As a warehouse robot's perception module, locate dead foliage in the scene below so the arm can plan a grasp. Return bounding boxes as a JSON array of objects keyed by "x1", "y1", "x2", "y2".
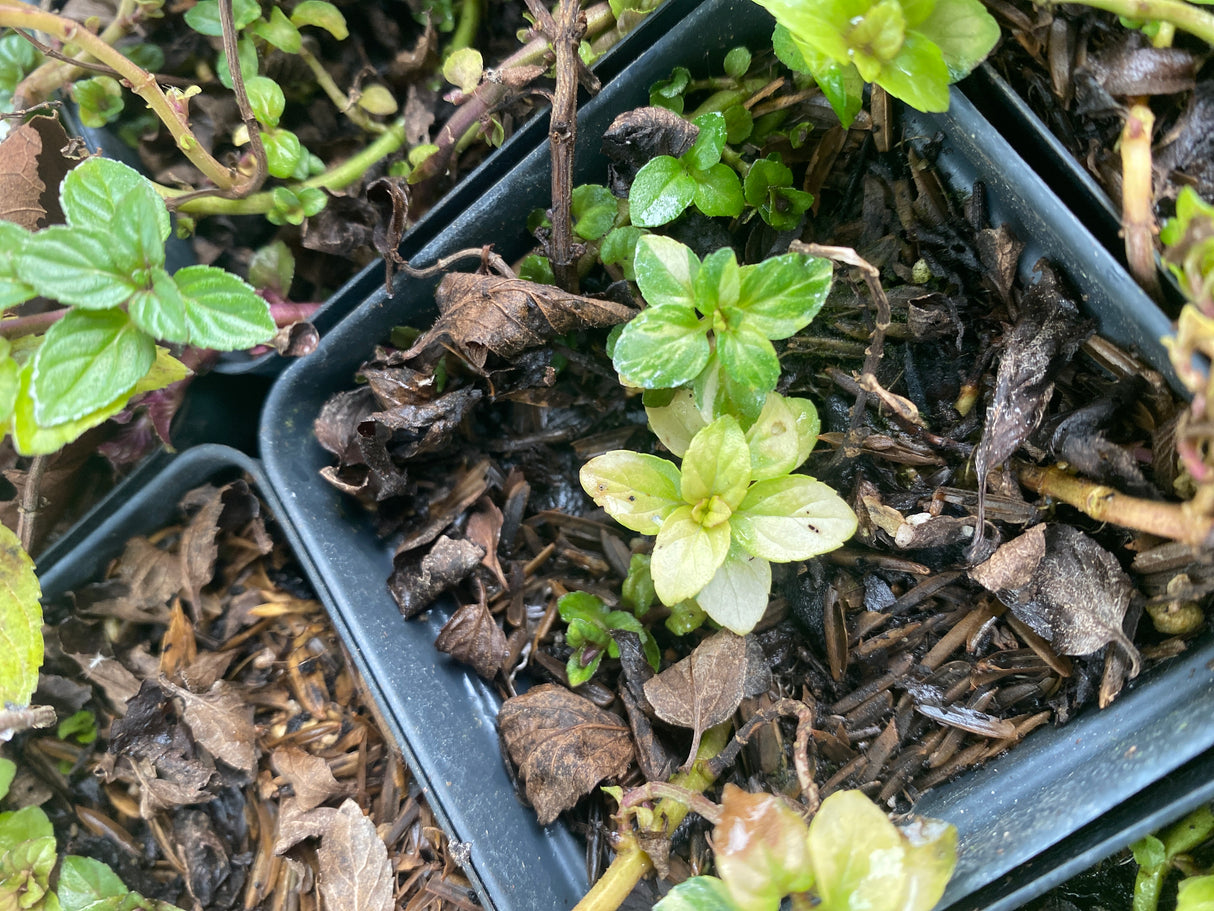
[{"x1": 10, "y1": 479, "x2": 474, "y2": 911}]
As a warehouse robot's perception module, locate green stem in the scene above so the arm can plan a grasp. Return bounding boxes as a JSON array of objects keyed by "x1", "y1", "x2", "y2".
[
  {"x1": 686, "y1": 80, "x2": 768, "y2": 120},
  {"x1": 169, "y1": 116, "x2": 407, "y2": 215},
  {"x1": 1, "y1": 4, "x2": 240, "y2": 191},
  {"x1": 573, "y1": 722, "x2": 731, "y2": 911},
  {"x1": 4, "y1": 0, "x2": 137, "y2": 104},
  {"x1": 447, "y1": 0, "x2": 483, "y2": 54},
  {"x1": 1133, "y1": 865, "x2": 1165, "y2": 911},
  {"x1": 296, "y1": 44, "x2": 386, "y2": 134},
  {"x1": 1055, "y1": 0, "x2": 1214, "y2": 46}
]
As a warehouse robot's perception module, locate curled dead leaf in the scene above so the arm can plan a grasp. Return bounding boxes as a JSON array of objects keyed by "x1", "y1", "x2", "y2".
[{"x1": 498, "y1": 683, "x2": 633, "y2": 825}]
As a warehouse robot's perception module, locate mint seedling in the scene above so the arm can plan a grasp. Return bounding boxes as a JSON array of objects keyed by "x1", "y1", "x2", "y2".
[
  {"x1": 754, "y1": 0, "x2": 999, "y2": 123},
  {"x1": 629, "y1": 111, "x2": 744, "y2": 227},
  {"x1": 612, "y1": 235, "x2": 831, "y2": 420},
  {"x1": 0, "y1": 157, "x2": 275, "y2": 454},
  {"x1": 743, "y1": 156, "x2": 814, "y2": 231},
  {"x1": 580, "y1": 408, "x2": 856, "y2": 635},
  {"x1": 558, "y1": 591, "x2": 660, "y2": 687}
]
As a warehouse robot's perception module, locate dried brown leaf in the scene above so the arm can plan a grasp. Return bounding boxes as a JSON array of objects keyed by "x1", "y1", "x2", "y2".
[
  {"x1": 969, "y1": 524, "x2": 1046, "y2": 592},
  {"x1": 162, "y1": 678, "x2": 257, "y2": 777},
  {"x1": 498, "y1": 683, "x2": 633, "y2": 825},
  {"x1": 274, "y1": 797, "x2": 340, "y2": 855},
  {"x1": 976, "y1": 525, "x2": 1141, "y2": 675},
  {"x1": 271, "y1": 745, "x2": 347, "y2": 812},
  {"x1": 389, "y1": 535, "x2": 485, "y2": 618},
  {"x1": 0, "y1": 113, "x2": 72, "y2": 230},
  {"x1": 434, "y1": 599, "x2": 508, "y2": 679},
  {"x1": 400, "y1": 272, "x2": 635, "y2": 368},
  {"x1": 465, "y1": 496, "x2": 507, "y2": 588},
  {"x1": 173, "y1": 808, "x2": 230, "y2": 906},
  {"x1": 92, "y1": 537, "x2": 180, "y2": 623},
  {"x1": 643, "y1": 630, "x2": 750, "y2": 768},
  {"x1": 317, "y1": 799, "x2": 394, "y2": 911},
  {"x1": 159, "y1": 602, "x2": 197, "y2": 682}
]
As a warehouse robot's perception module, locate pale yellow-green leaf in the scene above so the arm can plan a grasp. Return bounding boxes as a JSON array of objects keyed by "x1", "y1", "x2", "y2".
[
  {"x1": 652, "y1": 506, "x2": 731, "y2": 604},
  {"x1": 357, "y1": 84, "x2": 398, "y2": 116},
  {"x1": 443, "y1": 48, "x2": 483, "y2": 94},
  {"x1": 9, "y1": 348, "x2": 190, "y2": 456},
  {"x1": 0, "y1": 523, "x2": 42, "y2": 708}
]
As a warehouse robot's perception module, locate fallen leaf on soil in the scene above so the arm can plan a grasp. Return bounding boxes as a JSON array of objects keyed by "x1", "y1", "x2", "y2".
[
  {"x1": 174, "y1": 807, "x2": 231, "y2": 906},
  {"x1": 274, "y1": 797, "x2": 340, "y2": 855},
  {"x1": 602, "y1": 106, "x2": 699, "y2": 196},
  {"x1": 389, "y1": 534, "x2": 485, "y2": 618},
  {"x1": 969, "y1": 523, "x2": 1046, "y2": 592},
  {"x1": 271, "y1": 745, "x2": 347, "y2": 812},
  {"x1": 643, "y1": 630, "x2": 769, "y2": 768},
  {"x1": 434, "y1": 598, "x2": 509, "y2": 679},
  {"x1": 317, "y1": 799, "x2": 395, "y2": 911},
  {"x1": 400, "y1": 272, "x2": 635, "y2": 369},
  {"x1": 498, "y1": 683, "x2": 634, "y2": 825},
  {"x1": 972, "y1": 264, "x2": 1092, "y2": 550},
  {"x1": 162, "y1": 678, "x2": 258, "y2": 777},
  {"x1": 465, "y1": 495, "x2": 507, "y2": 587},
  {"x1": 972, "y1": 524, "x2": 1141, "y2": 675},
  {"x1": 90, "y1": 537, "x2": 181, "y2": 624}
]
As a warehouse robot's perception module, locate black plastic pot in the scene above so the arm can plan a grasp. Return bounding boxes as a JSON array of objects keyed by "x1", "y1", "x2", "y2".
[{"x1": 258, "y1": 2, "x2": 1212, "y2": 909}]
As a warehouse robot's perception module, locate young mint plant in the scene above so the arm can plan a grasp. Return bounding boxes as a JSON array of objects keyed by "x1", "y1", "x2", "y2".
[
  {"x1": 0, "y1": 156, "x2": 275, "y2": 455},
  {"x1": 743, "y1": 157, "x2": 814, "y2": 231},
  {"x1": 580, "y1": 405, "x2": 856, "y2": 635},
  {"x1": 611, "y1": 235, "x2": 832, "y2": 420},
  {"x1": 0, "y1": 757, "x2": 186, "y2": 911},
  {"x1": 652, "y1": 787, "x2": 957, "y2": 911},
  {"x1": 753, "y1": 0, "x2": 999, "y2": 123},
  {"x1": 629, "y1": 112, "x2": 744, "y2": 227},
  {"x1": 558, "y1": 591, "x2": 660, "y2": 687}
]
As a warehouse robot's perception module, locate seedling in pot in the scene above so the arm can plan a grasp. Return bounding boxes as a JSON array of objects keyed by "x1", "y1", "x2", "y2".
[{"x1": 558, "y1": 590, "x2": 660, "y2": 685}]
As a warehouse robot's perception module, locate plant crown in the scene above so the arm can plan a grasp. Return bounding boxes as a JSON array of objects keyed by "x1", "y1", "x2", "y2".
[
  {"x1": 752, "y1": 0, "x2": 1000, "y2": 124},
  {"x1": 558, "y1": 590, "x2": 661, "y2": 686}
]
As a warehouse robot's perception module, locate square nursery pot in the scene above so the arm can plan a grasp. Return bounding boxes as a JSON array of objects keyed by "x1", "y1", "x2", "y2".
[{"x1": 258, "y1": 1, "x2": 1214, "y2": 909}]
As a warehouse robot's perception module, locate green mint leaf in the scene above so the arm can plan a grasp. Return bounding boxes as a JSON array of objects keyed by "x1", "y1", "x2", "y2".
[
  {"x1": 580, "y1": 451, "x2": 683, "y2": 534},
  {"x1": 645, "y1": 387, "x2": 706, "y2": 459},
  {"x1": 61, "y1": 157, "x2": 170, "y2": 243},
  {"x1": 744, "y1": 157, "x2": 793, "y2": 208},
  {"x1": 916, "y1": 0, "x2": 999, "y2": 80},
  {"x1": 9, "y1": 349, "x2": 187, "y2": 456},
  {"x1": 261, "y1": 128, "x2": 304, "y2": 179},
  {"x1": 558, "y1": 590, "x2": 609, "y2": 625},
  {"x1": 745, "y1": 392, "x2": 802, "y2": 481},
  {"x1": 622, "y1": 553, "x2": 656, "y2": 616},
  {"x1": 112, "y1": 180, "x2": 170, "y2": 275},
  {"x1": 752, "y1": 0, "x2": 850, "y2": 62},
  {"x1": 604, "y1": 611, "x2": 644, "y2": 634},
  {"x1": 847, "y1": 0, "x2": 907, "y2": 82},
  {"x1": 571, "y1": 184, "x2": 619, "y2": 241},
  {"x1": 246, "y1": 76, "x2": 286, "y2": 128},
  {"x1": 694, "y1": 247, "x2": 742, "y2": 316},
  {"x1": 690, "y1": 163, "x2": 744, "y2": 218},
  {"x1": 808, "y1": 790, "x2": 911, "y2": 911},
  {"x1": 681, "y1": 416, "x2": 750, "y2": 507},
  {"x1": 175, "y1": 265, "x2": 275, "y2": 349},
  {"x1": 733, "y1": 475, "x2": 857, "y2": 562},
  {"x1": 0, "y1": 757, "x2": 14, "y2": 800},
  {"x1": 71, "y1": 75, "x2": 124, "y2": 128},
  {"x1": 443, "y1": 47, "x2": 484, "y2": 93},
  {"x1": 217, "y1": 36, "x2": 259, "y2": 91},
  {"x1": 56, "y1": 855, "x2": 129, "y2": 908},
  {"x1": 0, "y1": 522, "x2": 42, "y2": 709},
  {"x1": 253, "y1": 7, "x2": 303, "y2": 52},
  {"x1": 0, "y1": 342, "x2": 18, "y2": 426},
  {"x1": 788, "y1": 396, "x2": 822, "y2": 468},
  {"x1": 695, "y1": 546, "x2": 771, "y2": 636},
  {"x1": 31, "y1": 309, "x2": 155, "y2": 426},
  {"x1": 653, "y1": 876, "x2": 743, "y2": 911},
  {"x1": 0, "y1": 33, "x2": 41, "y2": 99},
  {"x1": 291, "y1": 0, "x2": 350, "y2": 38},
  {"x1": 876, "y1": 31, "x2": 951, "y2": 112},
  {"x1": 129, "y1": 269, "x2": 190, "y2": 343},
  {"x1": 184, "y1": 0, "x2": 262, "y2": 36},
  {"x1": 899, "y1": 816, "x2": 958, "y2": 911},
  {"x1": 18, "y1": 226, "x2": 137, "y2": 310},
  {"x1": 566, "y1": 649, "x2": 603, "y2": 687},
  {"x1": 778, "y1": 28, "x2": 864, "y2": 127},
  {"x1": 122, "y1": 42, "x2": 165, "y2": 72},
  {"x1": 1178, "y1": 875, "x2": 1214, "y2": 911},
  {"x1": 0, "y1": 804, "x2": 54, "y2": 848},
  {"x1": 715, "y1": 322, "x2": 780, "y2": 401},
  {"x1": 634, "y1": 234, "x2": 700, "y2": 310},
  {"x1": 723, "y1": 46, "x2": 752, "y2": 79},
  {"x1": 684, "y1": 112, "x2": 727, "y2": 172},
  {"x1": 723, "y1": 103, "x2": 754, "y2": 145},
  {"x1": 248, "y1": 240, "x2": 295, "y2": 295},
  {"x1": 629, "y1": 156, "x2": 695, "y2": 227},
  {"x1": 652, "y1": 505, "x2": 731, "y2": 604},
  {"x1": 518, "y1": 254, "x2": 556, "y2": 285},
  {"x1": 649, "y1": 66, "x2": 690, "y2": 111},
  {"x1": 612, "y1": 305, "x2": 708, "y2": 389},
  {"x1": 738, "y1": 253, "x2": 832, "y2": 338},
  {"x1": 0, "y1": 222, "x2": 35, "y2": 309},
  {"x1": 600, "y1": 226, "x2": 644, "y2": 280}
]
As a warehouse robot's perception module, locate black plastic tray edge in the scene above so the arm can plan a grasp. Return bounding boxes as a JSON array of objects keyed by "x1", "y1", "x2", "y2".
[
  {"x1": 257, "y1": 2, "x2": 1209, "y2": 909},
  {"x1": 947, "y1": 746, "x2": 1214, "y2": 910},
  {"x1": 211, "y1": 0, "x2": 706, "y2": 377},
  {"x1": 965, "y1": 63, "x2": 1186, "y2": 312}
]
